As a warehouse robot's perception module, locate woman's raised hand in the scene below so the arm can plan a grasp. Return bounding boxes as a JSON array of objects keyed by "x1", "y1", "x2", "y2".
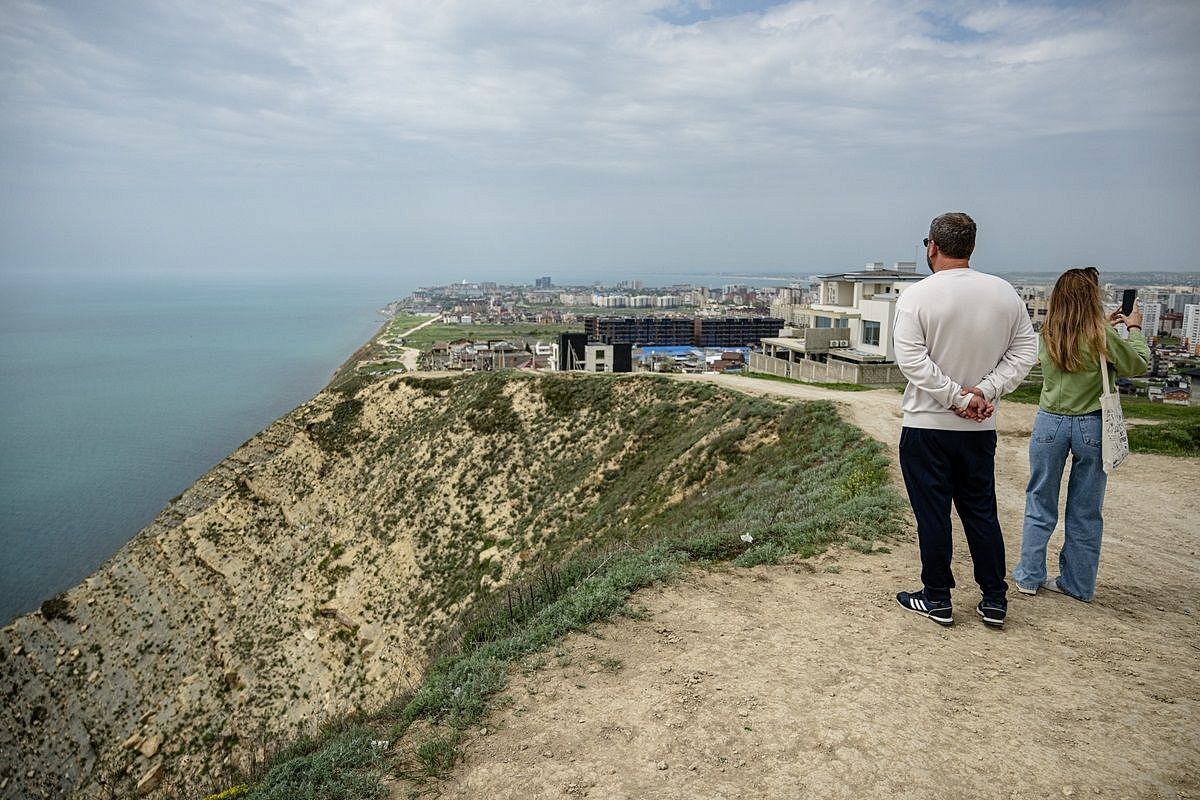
[{"x1": 1125, "y1": 303, "x2": 1143, "y2": 329}]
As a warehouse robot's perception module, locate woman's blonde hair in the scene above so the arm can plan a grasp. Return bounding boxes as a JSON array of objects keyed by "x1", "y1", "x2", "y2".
[{"x1": 1043, "y1": 268, "x2": 1107, "y2": 373}]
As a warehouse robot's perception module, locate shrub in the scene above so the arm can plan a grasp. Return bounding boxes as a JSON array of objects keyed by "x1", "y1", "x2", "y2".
[
  {"x1": 248, "y1": 728, "x2": 385, "y2": 800},
  {"x1": 39, "y1": 593, "x2": 74, "y2": 623}
]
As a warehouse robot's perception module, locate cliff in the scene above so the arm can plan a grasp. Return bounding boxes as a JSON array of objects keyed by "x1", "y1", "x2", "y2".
[{"x1": 0, "y1": 371, "x2": 793, "y2": 798}]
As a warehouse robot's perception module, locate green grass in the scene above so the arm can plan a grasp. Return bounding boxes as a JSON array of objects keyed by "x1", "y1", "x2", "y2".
[
  {"x1": 1115, "y1": 397, "x2": 1200, "y2": 422},
  {"x1": 1006, "y1": 381, "x2": 1199, "y2": 422},
  {"x1": 233, "y1": 378, "x2": 903, "y2": 797},
  {"x1": 1003, "y1": 382, "x2": 1043, "y2": 405},
  {"x1": 247, "y1": 726, "x2": 386, "y2": 800},
  {"x1": 385, "y1": 313, "x2": 435, "y2": 337},
  {"x1": 1128, "y1": 420, "x2": 1200, "y2": 457},
  {"x1": 744, "y1": 371, "x2": 872, "y2": 391}
]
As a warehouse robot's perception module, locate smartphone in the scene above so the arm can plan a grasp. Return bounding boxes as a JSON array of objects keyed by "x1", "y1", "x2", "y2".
[{"x1": 1121, "y1": 289, "x2": 1137, "y2": 316}]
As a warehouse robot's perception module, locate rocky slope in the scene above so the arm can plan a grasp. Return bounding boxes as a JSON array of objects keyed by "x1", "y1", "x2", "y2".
[{"x1": 0, "y1": 371, "x2": 786, "y2": 798}]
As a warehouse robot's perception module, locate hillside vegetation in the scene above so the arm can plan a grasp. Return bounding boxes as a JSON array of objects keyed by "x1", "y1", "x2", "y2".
[{"x1": 0, "y1": 371, "x2": 900, "y2": 798}]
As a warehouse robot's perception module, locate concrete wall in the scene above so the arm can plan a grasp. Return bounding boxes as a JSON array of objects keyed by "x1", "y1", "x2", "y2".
[
  {"x1": 749, "y1": 352, "x2": 907, "y2": 386},
  {"x1": 803, "y1": 327, "x2": 852, "y2": 350}
]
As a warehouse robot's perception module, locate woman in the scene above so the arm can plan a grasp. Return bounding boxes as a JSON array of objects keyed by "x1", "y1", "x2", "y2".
[{"x1": 1012, "y1": 268, "x2": 1150, "y2": 601}]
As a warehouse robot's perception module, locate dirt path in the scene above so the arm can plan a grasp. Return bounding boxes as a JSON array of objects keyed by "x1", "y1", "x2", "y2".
[
  {"x1": 389, "y1": 314, "x2": 442, "y2": 372},
  {"x1": 399, "y1": 375, "x2": 1200, "y2": 799}
]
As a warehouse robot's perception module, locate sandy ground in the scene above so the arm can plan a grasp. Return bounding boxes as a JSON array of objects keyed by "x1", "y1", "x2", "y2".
[{"x1": 395, "y1": 376, "x2": 1200, "y2": 800}]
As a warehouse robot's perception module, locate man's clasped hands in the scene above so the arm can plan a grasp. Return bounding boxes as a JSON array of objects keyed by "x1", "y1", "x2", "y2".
[{"x1": 953, "y1": 386, "x2": 994, "y2": 422}]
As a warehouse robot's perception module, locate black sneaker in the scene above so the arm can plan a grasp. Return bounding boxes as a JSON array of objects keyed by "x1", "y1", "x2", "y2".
[
  {"x1": 896, "y1": 589, "x2": 953, "y2": 626},
  {"x1": 976, "y1": 599, "x2": 1007, "y2": 627}
]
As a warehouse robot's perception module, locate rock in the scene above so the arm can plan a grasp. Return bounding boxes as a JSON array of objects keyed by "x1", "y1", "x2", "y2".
[
  {"x1": 136, "y1": 763, "x2": 164, "y2": 795},
  {"x1": 140, "y1": 732, "x2": 163, "y2": 758},
  {"x1": 122, "y1": 733, "x2": 140, "y2": 750},
  {"x1": 139, "y1": 710, "x2": 154, "y2": 725},
  {"x1": 318, "y1": 607, "x2": 356, "y2": 629},
  {"x1": 656, "y1": 761, "x2": 668, "y2": 770},
  {"x1": 1062, "y1": 788, "x2": 1075, "y2": 797}
]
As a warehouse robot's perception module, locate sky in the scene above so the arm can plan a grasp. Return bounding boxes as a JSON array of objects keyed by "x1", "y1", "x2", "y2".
[{"x1": 1, "y1": 0, "x2": 1197, "y2": 283}]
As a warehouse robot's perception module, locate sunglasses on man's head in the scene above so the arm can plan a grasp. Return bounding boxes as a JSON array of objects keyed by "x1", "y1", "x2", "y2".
[{"x1": 923, "y1": 238, "x2": 930, "y2": 247}]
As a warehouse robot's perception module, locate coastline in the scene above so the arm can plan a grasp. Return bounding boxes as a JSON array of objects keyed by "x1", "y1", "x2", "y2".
[
  {"x1": 325, "y1": 311, "x2": 394, "y2": 390},
  {"x1": 0, "y1": 287, "x2": 398, "y2": 626},
  {"x1": 0, "y1": 304, "x2": 406, "y2": 796}
]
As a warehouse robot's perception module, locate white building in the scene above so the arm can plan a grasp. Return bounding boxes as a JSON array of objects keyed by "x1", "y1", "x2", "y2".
[
  {"x1": 591, "y1": 294, "x2": 628, "y2": 308},
  {"x1": 584, "y1": 343, "x2": 614, "y2": 372},
  {"x1": 655, "y1": 295, "x2": 679, "y2": 308},
  {"x1": 1141, "y1": 302, "x2": 1163, "y2": 338},
  {"x1": 804, "y1": 261, "x2": 923, "y2": 361},
  {"x1": 748, "y1": 261, "x2": 922, "y2": 386},
  {"x1": 1183, "y1": 304, "x2": 1200, "y2": 350}
]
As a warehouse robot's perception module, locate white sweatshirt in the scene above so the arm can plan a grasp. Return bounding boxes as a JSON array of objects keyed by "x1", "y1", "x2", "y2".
[{"x1": 892, "y1": 268, "x2": 1037, "y2": 431}]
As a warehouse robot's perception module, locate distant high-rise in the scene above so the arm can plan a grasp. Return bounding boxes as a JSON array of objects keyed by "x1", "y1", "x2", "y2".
[
  {"x1": 1142, "y1": 302, "x2": 1163, "y2": 338},
  {"x1": 1183, "y1": 304, "x2": 1200, "y2": 349},
  {"x1": 535, "y1": 276, "x2": 552, "y2": 289}
]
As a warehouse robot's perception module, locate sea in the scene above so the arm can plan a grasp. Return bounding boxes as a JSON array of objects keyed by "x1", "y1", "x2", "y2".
[{"x1": 0, "y1": 273, "x2": 403, "y2": 624}]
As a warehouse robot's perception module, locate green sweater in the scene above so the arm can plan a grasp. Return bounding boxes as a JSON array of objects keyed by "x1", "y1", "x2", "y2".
[{"x1": 1038, "y1": 327, "x2": 1150, "y2": 415}]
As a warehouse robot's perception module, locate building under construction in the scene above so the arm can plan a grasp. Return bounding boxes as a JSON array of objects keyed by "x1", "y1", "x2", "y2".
[{"x1": 583, "y1": 315, "x2": 784, "y2": 348}]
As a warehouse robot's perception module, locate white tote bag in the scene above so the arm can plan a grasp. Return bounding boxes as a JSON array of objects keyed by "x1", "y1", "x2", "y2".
[{"x1": 1099, "y1": 358, "x2": 1129, "y2": 473}]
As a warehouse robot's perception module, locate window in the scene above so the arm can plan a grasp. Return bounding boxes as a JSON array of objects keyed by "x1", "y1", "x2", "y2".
[
  {"x1": 594, "y1": 349, "x2": 606, "y2": 360},
  {"x1": 863, "y1": 320, "x2": 881, "y2": 347},
  {"x1": 815, "y1": 317, "x2": 832, "y2": 329}
]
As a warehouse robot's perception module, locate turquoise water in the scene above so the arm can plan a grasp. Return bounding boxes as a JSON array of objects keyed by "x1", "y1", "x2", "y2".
[{"x1": 0, "y1": 274, "x2": 400, "y2": 624}]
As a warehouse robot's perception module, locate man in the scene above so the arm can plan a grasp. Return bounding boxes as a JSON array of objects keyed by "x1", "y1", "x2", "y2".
[{"x1": 892, "y1": 212, "x2": 1037, "y2": 628}]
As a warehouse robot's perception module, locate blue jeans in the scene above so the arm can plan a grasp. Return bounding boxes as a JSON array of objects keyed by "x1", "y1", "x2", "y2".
[{"x1": 1013, "y1": 410, "x2": 1107, "y2": 601}]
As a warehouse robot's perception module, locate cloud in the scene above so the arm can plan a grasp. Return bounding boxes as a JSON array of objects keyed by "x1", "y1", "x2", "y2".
[
  {"x1": 3, "y1": 0, "x2": 1197, "y2": 174},
  {"x1": 0, "y1": 0, "x2": 1197, "y2": 275}
]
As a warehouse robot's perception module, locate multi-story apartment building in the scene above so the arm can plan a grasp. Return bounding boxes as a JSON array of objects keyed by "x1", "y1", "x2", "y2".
[
  {"x1": 1167, "y1": 293, "x2": 1200, "y2": 314},
  {"x1": 584, "y1": 316, "x2": 696, "y2": 345},
  {"x1": 1141, "y1": 302, "x2": 1163, "y2": 338},
  {"x1": 769, "y1": 284, "x2": 814, "y2": 328},
  {"x1": 591, "y1": 294, "x2": 629, "y2": 308},
  {"x1": 1183, "y1": 304, "x2": 1200, "y2": 351},
  {"x1": 693, "y1": 317, "x2": 785, "y2": 347},
  {"x1": 1014, "y1": 284, "x2": 1051, "y2": 329},
  {"x1": 583, "y1": 315, "x2": 784, "y2": 347}
]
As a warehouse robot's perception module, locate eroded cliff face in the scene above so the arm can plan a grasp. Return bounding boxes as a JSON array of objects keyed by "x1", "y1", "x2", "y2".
[{"x1": 0, "y1": 371, "x2": 780, "y2": 798}]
